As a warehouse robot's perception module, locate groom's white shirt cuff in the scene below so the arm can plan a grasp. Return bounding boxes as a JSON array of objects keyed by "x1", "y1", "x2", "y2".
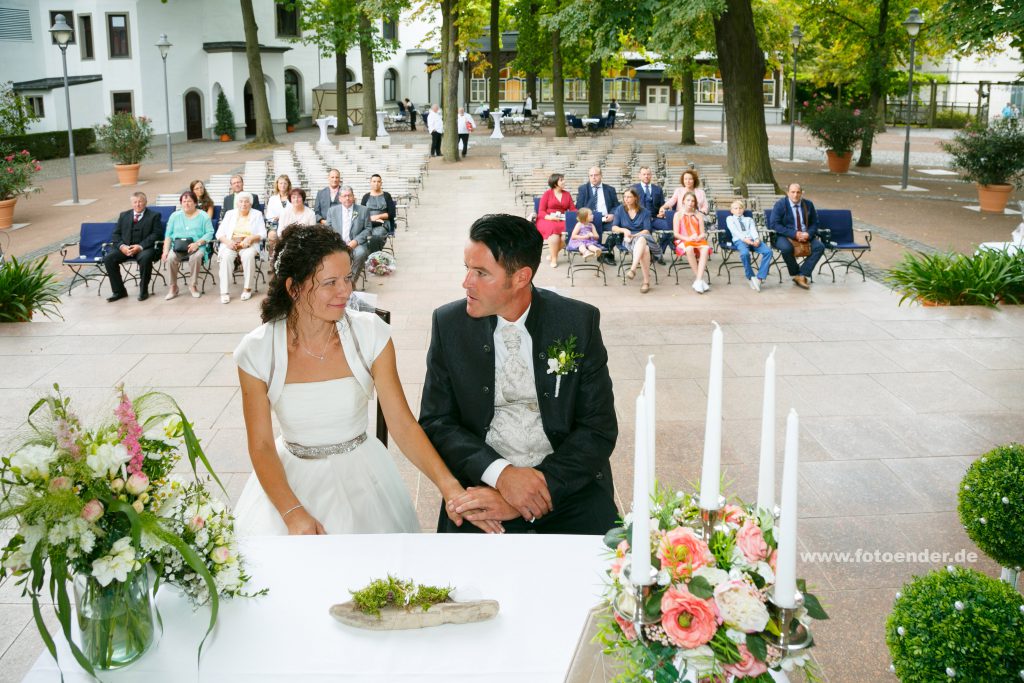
[{"x1": 482, "y1": 459, "x2": 511, "y2": 487}]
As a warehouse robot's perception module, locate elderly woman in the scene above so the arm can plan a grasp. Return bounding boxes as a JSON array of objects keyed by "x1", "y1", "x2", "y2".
[
  {"x1": 216, "y1": 191, "x2": 266, "y2": 303},
  {"x1": 661, "y1": 169, "x2": 709, "y2": 215},
  {"x1": 162, "y1": 190, "x2": 214, "y2": 300},
  {"x1": 360, "y1": 174, "x2": 396, "y2": 237},
  {"x1": 536, "y1": 172, "x2": 576, "y2": 268},
  {"x1": 612, "y1": 187, "x2": 660, "y2": 293}
]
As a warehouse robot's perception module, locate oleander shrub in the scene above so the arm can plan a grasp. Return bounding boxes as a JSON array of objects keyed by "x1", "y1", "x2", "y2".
[
  {"x1": 959, "y1": 444, "x2": 1024, "y2": 569},
  {"x1": 933, "y1": 111, "x2": 972, "y2": 129},
  {"x1": 885, "y1": 249, "x2": 1024, "y2": 307},
  {"x1": 942, "y1": 118, "x2": 1024, "y2": 188}
]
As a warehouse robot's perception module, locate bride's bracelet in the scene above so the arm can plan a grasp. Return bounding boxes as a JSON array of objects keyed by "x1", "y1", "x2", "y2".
[{"x1": 282, "y1": 503, "x2": 304, "y2": 518}]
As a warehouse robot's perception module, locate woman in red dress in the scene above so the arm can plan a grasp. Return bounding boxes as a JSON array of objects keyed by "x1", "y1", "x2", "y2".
[{"x1": 536, "y1": 173, "x2": 576, "y2": 268}]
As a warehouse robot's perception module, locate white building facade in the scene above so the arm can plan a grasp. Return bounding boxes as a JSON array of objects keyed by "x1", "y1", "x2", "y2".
[{"x1": 0, "y1": 0, "x2": 437, "y2": 141}]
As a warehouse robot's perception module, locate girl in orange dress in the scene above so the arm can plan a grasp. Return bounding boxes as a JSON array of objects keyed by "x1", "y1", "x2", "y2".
[{"x1": 673, "y1": 192, "x2": 712, "y2": 293}]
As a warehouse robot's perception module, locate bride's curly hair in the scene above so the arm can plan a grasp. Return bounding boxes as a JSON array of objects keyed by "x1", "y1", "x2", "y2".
[{"x1": 260, "y1": 225, "x2": 351, "y2": 324}]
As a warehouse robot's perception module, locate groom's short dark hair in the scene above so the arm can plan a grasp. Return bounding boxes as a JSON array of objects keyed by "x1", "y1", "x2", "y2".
[{"x1": 469, "y1": 213, "x2": 542, "y2": 280}]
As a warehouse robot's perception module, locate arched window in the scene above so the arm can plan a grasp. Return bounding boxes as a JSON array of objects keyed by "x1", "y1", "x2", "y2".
[
  {"x1": 383, "y1": 68, "x2": 398, "y2": 102},
  {"x1": 345, "y1": 68, "x2": 356, "y2": 85},
  {"x1": 284, "y1": 68, "x2": 301, "y2": 111}
]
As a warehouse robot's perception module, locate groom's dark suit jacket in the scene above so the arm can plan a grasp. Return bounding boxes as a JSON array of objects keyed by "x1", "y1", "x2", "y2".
[{"x1": 420, "y1": 286, "x2": 618, "y2": 534}]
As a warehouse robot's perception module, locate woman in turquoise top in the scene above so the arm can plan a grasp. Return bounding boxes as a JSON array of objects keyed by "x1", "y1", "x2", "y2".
[{"x1": 161, "y1": 190, "x2": 215, "y2": 299}]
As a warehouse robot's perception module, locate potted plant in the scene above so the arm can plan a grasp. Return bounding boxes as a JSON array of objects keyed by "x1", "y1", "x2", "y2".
[
  {"x1": 959, "y1": 443, "x2": 1024, "y2": 588},
  {"x1": 214, "y1": 91, "x2": 236, "y2": 142},
  {"x1": 285, "y1": 89, "x2": 301, "y2": 133},
  {"x1": 884, "y1": 248, "x2": 1024, "y2": 307},
  {"x1": 942, "y1": 118, "x2": 1024, "y2": 213},
  {"x1": 800, "y1": 100, "x2": 873, "y2": 173},
  {"x1": 0, "y1": 147, "x2": 42, "y2": 229},
  {"x1": 0, "y1": 254, "x2": 63, "y2": 321},
  {"x1": 94, "y1": 113, "x2": 153, "y2": 186}
]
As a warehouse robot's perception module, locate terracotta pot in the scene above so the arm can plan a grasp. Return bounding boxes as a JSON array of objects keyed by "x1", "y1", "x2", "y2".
[
  {"x1": 220, "y1": 134, "x2": 232, "y2": 142},
  {"x1": 286, "y1": 124, "x2": 295, "y2": 133},
  {"x1": 114, "y1": 163, "x2": 141, "y2": 186},
  {"x1": 919, "y1": 299, "x2": 948, "y2": 307},
  {"x1": 976, "y1": 183, "x2": 1014, "y2": 213},
  {"x1": 0, "y1": 197, "x2": 16, "y2": 229},
  {"x1": 825, "y1": 150, "x2": 853, "y2": 173}
]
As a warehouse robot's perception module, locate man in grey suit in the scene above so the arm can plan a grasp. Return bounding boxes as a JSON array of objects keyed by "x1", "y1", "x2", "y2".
[
  {"x1": 326, "y1": 186, "x2": 385, "y2": 279},
  {"x1": 314, "y1": 168, "x2": 343, "y2": 224}
]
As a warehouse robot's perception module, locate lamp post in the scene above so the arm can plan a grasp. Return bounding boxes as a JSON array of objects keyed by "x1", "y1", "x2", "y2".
[
  {"x1": 788, "y1": 25, "x2": 803, "y2": 162},
  {"x1": 156, "y1": 34, "x2": 173, "y2": 173},
  {"x1": 901, "y1": 9, "x2": 924, "y2": 190},
  {"x1": 48, "y1": 14, "x2": 78, "y2": 204}
]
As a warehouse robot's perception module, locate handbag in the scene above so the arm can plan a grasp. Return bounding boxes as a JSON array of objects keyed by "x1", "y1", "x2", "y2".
[
  {"x1": 172, "y1": 238, "x2": 194, "y2": 256},
  {"x1": 788, "y1": 238, "x2": 811, "y2": 258}
]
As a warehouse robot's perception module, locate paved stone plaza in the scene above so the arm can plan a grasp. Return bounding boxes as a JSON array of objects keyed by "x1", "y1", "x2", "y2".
[{"x1": 1, "y1": 123, "x2": 1023, "y2": 681}]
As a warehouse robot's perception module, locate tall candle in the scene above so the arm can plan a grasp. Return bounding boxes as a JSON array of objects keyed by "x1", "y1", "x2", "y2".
[
  {"x1": 774, "y1": 409, "x2": 800, "y2": 608},
  {"x1": 645, "y1": 356, "x2": 656, "y2": 496},
  {"x1": 756, "y1": 348, "x2": 777, "y2": 513},
  {"x1": 699, "y1": 322, "x2": 723, "y2": 510},
  {"x1": 631, "y1": 392, "x2": 651, "y2": 584}
]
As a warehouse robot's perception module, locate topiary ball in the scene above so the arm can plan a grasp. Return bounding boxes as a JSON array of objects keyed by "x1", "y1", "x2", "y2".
[
  {"x1": 959, "y1": 444, "x2": 1024, "y2": 568},
  {"x1": 886, "y1": 566, "x2": 1024, "y2": 682}
]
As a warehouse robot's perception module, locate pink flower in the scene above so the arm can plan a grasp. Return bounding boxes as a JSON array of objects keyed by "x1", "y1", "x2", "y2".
[
  {"x1": 211, "y1": 546, "x2": 231, "y2": 564},
  {"x1": 125, "y1": 472, "x2": 149, "y2": 495},
  {"x1": 723, "y1": 644, "x2": 768, "y2": 678},
  {"x1": 4, "y1": 155, "x2": 13, "y2": 162},
  {"x1": 6, "y1": 167, "x2": 12, "y2": 174},
  {"x1": 611, "y1": 539, "x2": 629, "y2": 578},
  {"x1": 49, "y1": 476, "x2": 72, "y2": 492},
  {"x1": 853, "y1": 109, "x2": 861, "y2": 116},
  {"x1": 34, "y1": 164, "x2": 41, "y2": 171},
  {"x1": 736, "y1": 520, "x2": 769, "y2": 562},
  {"x1": 188, "y1": 515, "x2": 206, "y2": 532},
  {"x1": 657, "y1": 527, "x2": 715, "y2": 580},
  {"x1": 19, "y1": 150, "x2": 28, "y2": 156},
  {"x1": 768, "y1": 549, "x2": 778, "y2": 573},
  {"x1": 81, "y1": 499, "x2": 104, "y2": 523},
  {"x1": 722, "y1": 504, "x2": 746, "y2": 524},
  {"x1": 115, "y1": 388, "x2": 145, "y2": 475},
  {"x1": 802, "y1": 101, "x2": 809, "y2": 107},
  {"x1": 660, "y1": 585, "x2": 720, "y2": 649},
  {"x1": 614, "y1": 612, "x2": 637, "y2": 640}
]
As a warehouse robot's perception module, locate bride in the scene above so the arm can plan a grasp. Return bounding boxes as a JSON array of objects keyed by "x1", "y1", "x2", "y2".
[{"x1": 232, "y1": 226, "x2": 501, "y2": 535}]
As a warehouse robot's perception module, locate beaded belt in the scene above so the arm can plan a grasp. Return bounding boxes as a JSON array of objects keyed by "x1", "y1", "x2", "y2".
[{"x1": 286, "y1": 433, "x2": 367, "y2": 459}]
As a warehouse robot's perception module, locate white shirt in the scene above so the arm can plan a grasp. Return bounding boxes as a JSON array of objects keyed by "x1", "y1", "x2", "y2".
[
  {"x1": 591, "y1": 184, "x2": 608, "y2": 216},
  {"x1": 457, "y1": 113, "x2": 474, "y2": 134},
  {"x1": 525, "y1": 96, "x2": 533, "y2": 110},
  {"x1": 427, "y1": 110, "x2": 444, "y2": 134},
  {"x1": 264, "y1": 195, "x2": 290, "y2": 223},
  {"x1": 340, "y1": 205, "x2": 354, "y2": 242}
]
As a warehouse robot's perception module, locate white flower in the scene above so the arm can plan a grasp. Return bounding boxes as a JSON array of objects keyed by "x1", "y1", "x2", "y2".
[
  {"x1": 91, "y1": 537, "x2": 138, "y2": 587},
  {"x1": 214, "y1": 562, "x2": 242, "y2": 593},
  {"x1": 4, "y1": 524, "x2": 46, "y2": 571},
  {"x1": 144, "y1": 416, "x2": 183, "y2": 449},
  {"x1": 692, "y1": 566, "x2": 729, "y2": 586},
  {"x1": 10, "y1": 444, "x2": 57, "y2": 480},
  {"x1": 141, "y1": 531, "x2": 166, "y2": 553},
  {"x1": 86, "y1": 442, "x2": 130, "y2": 478},
  {"x1": 725, "y1": 627, "x2": 747, "y2": 643},
  {"x1": 780, "y1": 652, "x2": 811, "y2": 671},
  {"x1": 656, "y1": 569, "x2": 671, "y2": 586},
  {"x1": 714, "y1": 578, "x2": 770, "y2": 633},
  {"x1": 546, "y1": 358, "x2": 559, "y2": 374},
  {"x1": 754, "y1": 560, "x2": 775, "y2": 585}
]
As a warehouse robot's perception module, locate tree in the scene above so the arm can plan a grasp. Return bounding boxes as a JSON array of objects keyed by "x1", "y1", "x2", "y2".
[
  {"x1": 0, "y1": 82, "x2": 38, "y2": 136},
  {"x1": 440, "y1": 0, "x2": 460, "y2": 160},
  {"x1": 240, "y1": 0, "x2": 278, "y2": 144},
  {"x1": 357, "y1": 13, "x2": 379, "y2": 140},
  {"x1": 489, "y1": 0, "x2": 500, "y2": 110},
  {"x1": 510, "y1": 0, "x2": 547, "y2": 108},
  {"x1": 214, "y1": 91, "x2": 237, "y2": 139},
  {"x1": 935, "y1": 0, "x2": 1024, "y2": 61}
]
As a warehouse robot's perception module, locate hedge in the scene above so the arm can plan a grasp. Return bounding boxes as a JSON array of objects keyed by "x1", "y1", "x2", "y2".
[{"x1": 2, "y1": 128, "x2": 96, "y2": 160}]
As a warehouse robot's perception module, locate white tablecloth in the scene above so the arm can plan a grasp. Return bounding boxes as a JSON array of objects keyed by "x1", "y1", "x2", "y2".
[{"x1": 24, "y1": 534, "x2": 608, "y2": 682}]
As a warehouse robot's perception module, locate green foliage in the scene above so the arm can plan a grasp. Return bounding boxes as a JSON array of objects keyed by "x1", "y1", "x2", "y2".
[
  {"x1": 509, "y1": 0, "x2": 549, "y2": 76},
  {"x1": 941, "y1": 118, "x2": 1024, "y2": 188},
  {"x1": 214, "y1": 92, "x2": 236, "y2": 138},
  {"x1": 285, "y1": 88, "x2": 301, "y2": 126},
  {"x1": 0, "y1": 255, "x2": 63, "y2": 322},
  {"x1": 932, "y1": 110, "x2": 972, "y2": 128},
  {"x1": 0, "y1": 81, "x2": 40, "y2": 136},
  {"x1": 0, "y1": 129, "x2": 95, "y2": 161},
  {"x1": 886, "y1": 566, "x2": 1024, "y2": 682},
  {"x1": 958, "y1": 444, "x2": 1024, "y2": 568},
  {"x1": 93, "y1": 114, "x2": 153, "y2": 166},
  {"x1": 885, "y1": 249, "x2": 1024, "y2": 307},
  {"x1": 0, "y1": 146, "x2": 42, "y2": 201},
  {"x1": 800, "y1": 100, "x2": 874, "y2": 155},
  {"x1": 935, "y1": 0, "x2": 1024, "y2": 61},
  {"x1": 350, "y1": 575, "x2": 452, "y2": 617}
]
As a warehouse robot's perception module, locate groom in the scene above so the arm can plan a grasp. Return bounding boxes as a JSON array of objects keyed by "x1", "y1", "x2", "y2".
[{"x1": 420, "y1": 213, "x2": 618, "y2": 535}]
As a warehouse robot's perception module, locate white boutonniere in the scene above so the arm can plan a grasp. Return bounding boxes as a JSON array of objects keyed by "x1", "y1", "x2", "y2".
[{"x1": 546, "y1": 336, "x2": 583, "y2": 398}]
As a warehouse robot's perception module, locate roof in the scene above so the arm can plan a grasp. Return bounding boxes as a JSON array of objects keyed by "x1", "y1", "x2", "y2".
[
  {"x1": 203, "y1": 42, "x2": 291, "y2": 54},
  {"x1": 472, "y1": 31, "x2": 519, "y2": 52},
  {"x1": 13, "y1": 75, "x2": 103, "y2": 92}
]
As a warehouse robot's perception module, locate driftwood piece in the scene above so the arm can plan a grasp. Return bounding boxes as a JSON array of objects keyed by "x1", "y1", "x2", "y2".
[{"x1": 329, "y1": 599, "x2": 500, "y2": 630}]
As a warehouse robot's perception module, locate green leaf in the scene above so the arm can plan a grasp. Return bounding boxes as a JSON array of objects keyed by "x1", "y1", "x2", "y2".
[
  {"x1": 686, "y1": 574, "x2": 713, "y2": 599},
  {"x1": 746, "y1": 632, "x2": 769, "y2": 661},
  {"x1": 603, "y1": 526, "x2": 626, "y2": 550},
  {"x1": 802, "y1": 591, "x2": 829, "y2": 620}
]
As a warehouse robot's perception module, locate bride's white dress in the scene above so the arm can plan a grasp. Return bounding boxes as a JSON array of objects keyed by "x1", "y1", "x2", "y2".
[{"x1": 232, "y1": 312, "x2": 420, "y2": 535}]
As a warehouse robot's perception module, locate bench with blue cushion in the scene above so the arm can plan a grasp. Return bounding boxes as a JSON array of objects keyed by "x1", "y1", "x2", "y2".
[
  {"x1": 60, "y1": 223, "x2": 116, "y2": 294},
  {"x1": 815, "y1": 209, "x2": 871, "y2": 282}
]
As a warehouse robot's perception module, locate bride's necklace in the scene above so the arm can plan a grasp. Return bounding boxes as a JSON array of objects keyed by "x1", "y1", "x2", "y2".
[{"x1": 296, "y1": 327, "x2": 335, "y2": 361}]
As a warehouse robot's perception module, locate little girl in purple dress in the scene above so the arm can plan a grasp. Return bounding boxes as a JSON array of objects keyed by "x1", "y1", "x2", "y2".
[{"x1": 567, "y1": 208, "x2": 603, "y2": 260}]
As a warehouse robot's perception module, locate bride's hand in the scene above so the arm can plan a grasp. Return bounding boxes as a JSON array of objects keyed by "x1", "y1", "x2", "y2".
[
  {"x1": 450, "y1": 487, "x2": 521, "y2": 522},
  {"x1": 285, "y1": 509, "x2": 326, "y2": 535}
]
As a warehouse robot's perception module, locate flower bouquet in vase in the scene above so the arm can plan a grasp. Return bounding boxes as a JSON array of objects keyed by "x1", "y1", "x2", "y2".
[
  {"x1": 0, "y1": 385, "x2": 262, "y2": 675},
  {"x1": 599, "y1": 487, "x2": 828, "y2": 682}
]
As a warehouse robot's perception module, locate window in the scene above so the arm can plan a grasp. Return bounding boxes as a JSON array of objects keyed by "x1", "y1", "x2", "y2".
[
  {"x1": 78, "y1": 15, "x2": 93, "y2": 59},
  {"x1": 383, "y1": 68, "x2": 397, "y2": 102},
  {"x1": 276, "y1": 5, "x2": 300, "y2": 37},
  {"x1": 26, "y1": 96, "x2": 44, "y2": 117},
  {"x1": 762, "y1": 79, "x2": 776, "y2": 107},
  {"x1": 382, "y1": 17, "x2": 397, "y2": 43},
  {"x1": 112, "y1": 91, "x2": 133, "y2": 114},
  {"x1": 603, "y1": 78, "x2": 639, "y2": 103},
  {"x1": 49, "y1": 11, "x2": 75, "y2": 44},
  {"x1": 470, "y1": 78, "x2": 488, "y2": 103},
  {"x1": 107, "y1": 14, "x2": 129, "y2": 58}
]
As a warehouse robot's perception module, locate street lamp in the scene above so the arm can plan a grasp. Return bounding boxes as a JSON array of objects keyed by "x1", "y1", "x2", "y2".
[
  {"x1": 48, "y1": 14, "x2": 78, "y2": 204},
  {"x1": 156, "y1": 34, "x2": 173, "y2": 173},
  {"x1": 901, "y1": 8, "x2": 924, "y2": 190},
  {"x1": 788, "y1": 25, "x2": 803, "y2": 162}
]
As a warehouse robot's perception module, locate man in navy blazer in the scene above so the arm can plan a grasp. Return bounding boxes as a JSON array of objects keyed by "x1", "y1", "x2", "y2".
[
  {"x1": 768, "y1": 183, "x2": 825, "y2": 289},
  {"x1": 104, "y1": 192, "x2": 164, "y2": 302},
  {"x1": 577, "y1": 167, "x2": 619, "y2": 264},
  {"x1": 632, "y1": 166, "x2": 670, "y2": 261}
]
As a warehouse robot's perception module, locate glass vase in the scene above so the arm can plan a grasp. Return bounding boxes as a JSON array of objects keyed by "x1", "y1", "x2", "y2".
[{"x1": 73, "y1": 568, "x2": 158, "y2": 670}]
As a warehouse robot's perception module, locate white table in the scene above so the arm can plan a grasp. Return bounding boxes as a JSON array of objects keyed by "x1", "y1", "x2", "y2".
[
  {"x1": 490, "y1": 111, "x2": 504, "y2": 139},
  {"x1": 375, "y1": 111, "x2": 390, "y2": 138},
  {"x1": 581, "y1": 118, "x2": 600, "y2": 125},
  {"x1": 24, "y1": 534, "x2": 608, "y2": 682},
  {"x1": 315, "y1": 116, "x2": 338, "y2": 144}
]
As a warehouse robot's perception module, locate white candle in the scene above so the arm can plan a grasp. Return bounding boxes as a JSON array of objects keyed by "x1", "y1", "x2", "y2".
[
  {"x1": 645, "y1": 356, "x2": 656, "y2": 496},
  {"x1": 774, "y1": 409, "x2": 800, "y2": 608},
  {"x1": 631, "y1": 392, "x2": 651, "y2": 585},
  {"x1": 756, "y1": 348, "x2": 777, "y2": 513},
  {"x1": 699, "y1": 322, "x2": 723, "y2": 510}
]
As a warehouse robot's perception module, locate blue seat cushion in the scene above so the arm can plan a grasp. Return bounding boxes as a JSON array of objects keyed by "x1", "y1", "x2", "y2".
[{"x1": 832, "y1": 242, "x2": 869, "y2": 249}]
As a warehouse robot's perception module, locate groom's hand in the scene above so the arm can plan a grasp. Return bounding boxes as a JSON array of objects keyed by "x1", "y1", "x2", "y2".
[
  {"x1": 496, "y1": 467, "x2": 552, "y2": 521},
  {"x1": 450, "y1": 487, "x2": 519, "y2": 522}
]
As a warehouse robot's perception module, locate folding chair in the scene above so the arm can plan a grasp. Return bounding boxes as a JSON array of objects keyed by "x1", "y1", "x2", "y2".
[
  {"x1": 712, "y1": 209, "x2": 777, "y2": 284},
  {"x1": 564, "y1": 210, "x2": 607, "y2": 285},
  {"x1": 816, "y1": 209, "x2": 872, "y2": 282},
  {"x1": 60, "y1": 223, "x2": 115, "y2": 295}
]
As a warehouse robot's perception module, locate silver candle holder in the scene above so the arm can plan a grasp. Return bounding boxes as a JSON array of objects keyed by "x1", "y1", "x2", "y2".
[
  {"x1": 698, "y1": 496, "x2": 727, "y2": 539},
  {"x1": 613, "y1": 565, "x2": 660, "y2": 641},
  {"x1": 771, "y1": 591, "x2": 814, "y2": 653}
]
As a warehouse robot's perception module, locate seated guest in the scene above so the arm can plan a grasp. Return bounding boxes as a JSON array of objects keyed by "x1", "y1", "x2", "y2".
[
  {"x1": 611, "y1": 188, "x2": 659, "y2": 293},
  {"x1": 662, "y1": 169, "x2": 709, "y2": 215},
  {"x1": 190, "y1": 179, "x2": 215, "y2": 220},
  {"x1": 105, "y1": 192, "x2": 164, "y2": 302},
  {"x1": 727, "y1": 199, "x2": 772, "y2": 292},
  {"x1": 567, "y1": 207, "x2": 603, "y2": 261},
  {"x1": 633, "y1": 166, "x2": 669, "y2": 262},
  {"x1": 222, "y1": 174, "x2": 261, "y2": 213},
  {"x1": 673, "y1": 192, "x2": 712, "y2": 294},
  {"x1": 314, "y1": 168, "x2": 343, "y2": 224},
  {"x1": 768, "y1": 183, "x2": 825, "y2": 289},
  {"x1": 327, "y1": 186, "x2": 384, "y2": 279},
  {"x1": 360, "y1": 173, "x2": 396, "y2": 236},
  {"x1": 162, "y1": 190, "x2": 214, "y2": 300},
  {"x1": 576, "y1": 166, "x2": 619, "y2": 264},
  {"x1": 537, "y1": 173, "x2": 577, "y2": 268},
  {"x1": 275, "y1": 188, "x2": 317, "y2": 241},
  {"x1": 216, "y1": 191, "x2": 266, "y2": 304},
  {"x1": 263, "y1": 174, "x2": 292, "y2": 259}
]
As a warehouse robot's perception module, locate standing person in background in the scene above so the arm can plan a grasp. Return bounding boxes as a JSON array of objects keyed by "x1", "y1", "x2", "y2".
[
  {"x1": 524, "y1": 93, "x2": 533, "y2": 118},
  {"x1": 427, "y1": 104, "x2": 444, "y2": 157},
  {"x1": 404, "y1": 98, "x2": 417, "y2": 130},
  {"x1": 457, "y1": 107, "x2": 475, "y2": 158}
]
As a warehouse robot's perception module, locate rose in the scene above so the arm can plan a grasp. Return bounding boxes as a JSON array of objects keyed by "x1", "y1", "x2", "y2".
[
  {"x1": 722, "y1": 504, "x2": 746, "y2": 524},
  {"x1": 10, "y1": 444, "x2": 57, "y2": 480},
  {"x1": 736, "y1": 520, "x2": 769, "y2": 562},
  {"x1": 48, "y1": 476, "x2": 72, "y2": 492},
  {"x1": 614, "y1": 612, "x2": 637, "y2": 640},
  {"x1": 610, "y1": 539, "x2": 628, "y2": 578},
  {"x1": 188, "y1": 515, "x2": 206, "y2": 532},
  {"x1": 211, "y1": 546, "x2": 231, "y2": 564},
  {"x1": 125, "y1": 472, "x2": 149, "y2": 495},
  {"x1": 81, "y1": 499, "x2": 105, "y2": 523},
  {"x1": 132, "y1": 499, "x2": 145, "y2": 513},
  {"x1": 660, "y1": 585, "x2": 720, "y2": 649},
  {"x1": 714, "y1": 579, "x2": 770, "y2": 633},
  {"x1": 723, "y1": 644, "x2": 768, "y2": 678},
  {"x1": 657, "y1": 527, "x2": 714, "y2": 580}
]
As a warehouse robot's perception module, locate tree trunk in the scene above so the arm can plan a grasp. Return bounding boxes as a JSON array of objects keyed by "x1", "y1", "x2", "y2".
[
  {"x1": 857, "y1": 0, "x2": 890, "y2": 167},
  {"x1": 441, "y1": 0, "x2": 460, "y2": 161},
  {"x1": 526, "y1": 70, "x2": 537, "y2": 108},
  {"x1": 489, "y1": 0, "x2": 500, "y2": 111},
  {"x1": 552, "y1": 30, "x2": 566, "y2": 137},
  {"x1": 336, "y1": 50, "x2": 350, "y2": 135},
  {"x1": 680, "y1": 59, "x2": 696, "y2": 145},
  {"x1": 358, "y1": 13, "x2": 377, "y2": 141},
  {"x1": 240, "y1": 0, "x2": 277, "y2": 144},
  {"x1": 588, "y1": 59, "x2": 603, "y2": 118},
  {"x1": 712, "y1": 0, "x2": 777, "y2": 192}
]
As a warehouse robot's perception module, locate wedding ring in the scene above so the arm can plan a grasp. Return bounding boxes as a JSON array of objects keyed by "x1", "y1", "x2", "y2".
[{"x1": 529, "y1": 517, "x2": 536, "y2": 523}]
